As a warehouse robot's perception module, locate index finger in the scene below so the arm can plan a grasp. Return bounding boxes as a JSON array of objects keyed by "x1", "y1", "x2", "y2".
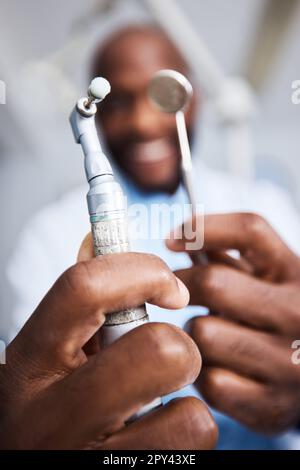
[
  {"x1": 13, "y1": 253, "x2": 189, "y2": 374},
  {"x1": 167, "y1": 213, "x2": 296, "y2": 278}
]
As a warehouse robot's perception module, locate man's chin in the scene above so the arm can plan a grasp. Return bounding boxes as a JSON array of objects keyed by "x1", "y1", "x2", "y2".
[
  {"x1": 111, "y1": 154, "x2": 181, "y2": 194},
  {"x1": 129, "y1": 172, "x2": 180, "y2": 194}
]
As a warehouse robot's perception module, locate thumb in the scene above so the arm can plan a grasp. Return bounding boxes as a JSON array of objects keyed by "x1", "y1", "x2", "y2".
[{"x1": 77, "y1": 232, "x2": 94, "y2": 262}]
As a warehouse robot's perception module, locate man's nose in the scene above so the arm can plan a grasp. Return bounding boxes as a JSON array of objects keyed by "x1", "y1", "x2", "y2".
[{"x1": 129, "y1": 97, "x2": 167, "y2": 140}]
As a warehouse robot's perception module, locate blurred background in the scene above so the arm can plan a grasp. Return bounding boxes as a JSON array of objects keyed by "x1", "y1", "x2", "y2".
[{"x1": 0, "y1": 0, "x2": 299, "y2": 339}]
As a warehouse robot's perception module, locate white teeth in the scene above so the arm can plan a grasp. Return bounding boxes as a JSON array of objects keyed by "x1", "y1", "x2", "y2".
[{"x1": 130, "y1": 138, "x2": 173, "y2": 163}]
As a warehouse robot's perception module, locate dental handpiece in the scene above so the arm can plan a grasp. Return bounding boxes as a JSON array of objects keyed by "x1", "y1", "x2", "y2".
[{"x1": 70, "y1": 77, "x2": 161, "y2": 418}]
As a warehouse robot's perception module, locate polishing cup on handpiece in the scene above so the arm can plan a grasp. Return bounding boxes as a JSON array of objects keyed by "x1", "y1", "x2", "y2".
[
  {"x1": 82, "y1": 77, "x2": 111, "y2": 113},
  {"x1": 88, "y1": 77, "x2": 111, "y2": 103},
  {"x1": 76, "y1": 77, "x2": 111, "y2": 117},
  {"x1": 148, "y1": 69, "x2": 193, "y2": 114}
]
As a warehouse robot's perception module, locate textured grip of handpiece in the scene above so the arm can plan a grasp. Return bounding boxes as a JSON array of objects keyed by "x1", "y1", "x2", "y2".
[{"x1": 91, "y1": 215, "x2": 149, "y2": 335}]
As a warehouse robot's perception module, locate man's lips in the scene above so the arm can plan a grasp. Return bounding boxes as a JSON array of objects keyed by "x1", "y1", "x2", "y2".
[{"x1": 126, "y1": 138, "x2": 176, "y2": 164}]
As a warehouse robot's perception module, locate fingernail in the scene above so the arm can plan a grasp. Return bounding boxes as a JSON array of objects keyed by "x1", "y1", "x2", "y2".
[
  {"x1": 165, "y1": 237, "x2": 175, "y2": 249},
  {"x1": 175, "y1": 276, "x2": 190, "y2": 307},
  {"x1": 166, "y1": 235, "x2": 181, "y2": 250},
  {"x1": 166, "y1": 225, "x2": 184, "y2": 249}
]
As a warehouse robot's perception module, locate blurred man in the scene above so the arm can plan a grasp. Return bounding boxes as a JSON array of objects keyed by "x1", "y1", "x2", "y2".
[
  {"x1": 91, "y1": 26, "x2": 196, "y2": 193},
  {"x1": 7, "y1": 25, "x2": 300, "y2": 449}
]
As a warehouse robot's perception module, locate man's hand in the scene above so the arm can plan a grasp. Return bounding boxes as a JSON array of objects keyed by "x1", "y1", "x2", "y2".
[
  {"x1": 0, "y1": 251, "x2": 217, "y2": 449},
  {"x1": 167, "y1": 213, "x2": 300, "y2": 434}
]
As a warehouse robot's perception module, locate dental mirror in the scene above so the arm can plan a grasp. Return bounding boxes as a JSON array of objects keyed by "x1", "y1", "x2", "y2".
[
  {"x1": 149, "y1": 70, "x2": 207, "y2": 265},
  {"x1": 149, "y1": 69, "x2": 193, "y2": 114},
  {"x1": 148, "y1": 69, "x2": 197, "y2": 212}
]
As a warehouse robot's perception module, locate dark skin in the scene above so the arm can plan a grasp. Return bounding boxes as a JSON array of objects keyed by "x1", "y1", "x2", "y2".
[
  {"x1": 167, "y1": 213, "x2": 300, "y2": 434},
  {"x1": 91, "y1": 26, "x2": 198, "y2": 193},
  {"x1": 0, "y1": 28, "x2": 218, "y2": 450},
  {"x1": 0, "y1": 251, "x2": 217, "y2": 449}
]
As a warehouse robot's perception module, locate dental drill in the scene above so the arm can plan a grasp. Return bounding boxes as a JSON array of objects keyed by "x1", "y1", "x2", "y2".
[{"x1": 70, "y1": 77, "x2": 161, "y2": 418}]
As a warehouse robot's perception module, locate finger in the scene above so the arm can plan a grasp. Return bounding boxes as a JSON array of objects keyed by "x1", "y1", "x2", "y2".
[
  {"x1": 198, "y1": 367, "x2": 294, "y2": 434},
  {"x1": 17, "y1": 323, "x2": 202, "y2": 449},
  {"x1": 175, "y1": 263, "x2": 300, "y2": 335},
  {"x1": 14, "y1": 253, "x2": 189, "y2": 372},
  {"x1": 82, "y1": 333, "x2": 100, "y2": 356},
  {"x1": 203, "y1": 250, "x2": 254, "y2": 274},
  {"x1": 101, "y1": 397, "x2": 218, "y2": 450},
  {"x1": 167, "y1": 213, "x2": 297, "y2": 280},
  {"x1": 188, "y1": 316, "x2": 295, "y2": 384}
]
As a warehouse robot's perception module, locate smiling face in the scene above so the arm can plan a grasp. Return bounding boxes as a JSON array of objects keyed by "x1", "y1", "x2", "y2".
[{"x1": 92, "y1": 26, "x2": 198, "y2": 193}]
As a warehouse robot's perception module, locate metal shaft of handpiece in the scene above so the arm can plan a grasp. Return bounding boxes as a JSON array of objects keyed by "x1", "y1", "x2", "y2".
[
  {"x1": 80, "y1": 127, "x2": 102, "y2": 155},
  {"x1": 70, "y1": 95, "x2": 162, "y2": 420}
]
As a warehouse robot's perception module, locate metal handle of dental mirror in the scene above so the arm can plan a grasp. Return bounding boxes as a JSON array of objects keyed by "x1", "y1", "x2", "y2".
[
  {"x1": 148, "y1": 70, "x2": 197, "y2": 211},
  {"x1": 70, "y1": 77, "x2": 162, "y2": 420},
  {"x1": 149, "y1": 70, "x2": 208, "y2": 265}
]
